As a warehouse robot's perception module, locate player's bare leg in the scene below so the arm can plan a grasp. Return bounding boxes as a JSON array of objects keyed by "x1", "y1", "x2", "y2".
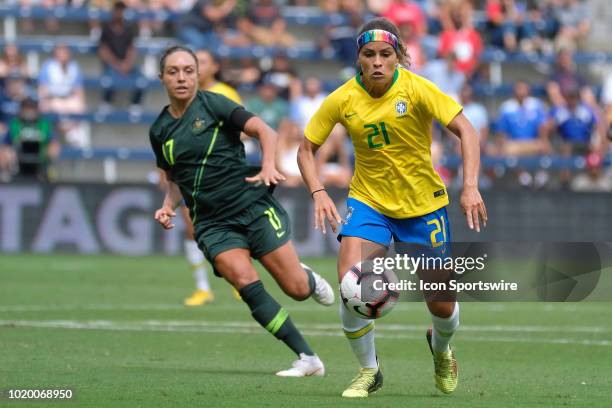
[{"x1": 259, "y1": 241, "x2": 334, "y2": 306}]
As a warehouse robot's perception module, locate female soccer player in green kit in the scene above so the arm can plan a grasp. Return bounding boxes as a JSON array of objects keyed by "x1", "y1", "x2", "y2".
[
  {"x1": 150, "y1": 46, "x2": 335, "y2": 377},
  {"x1": 298, "y1": 18, "x2": 488, "y2": 397}
]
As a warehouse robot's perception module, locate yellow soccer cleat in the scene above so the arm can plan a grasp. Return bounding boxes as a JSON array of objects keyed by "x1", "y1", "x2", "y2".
[
  {"x1": 426, "y1": 328, "x2": 458, "y2": 394},
  {"x1": 184, "y1": 289, "x2": 214, "y2": 306},
  {"x1": 231, "y1": 287, "x2": 241, "y2": 300},
  {"x1": 341, "y1": 367, "x2": 383, "y2": 398}
]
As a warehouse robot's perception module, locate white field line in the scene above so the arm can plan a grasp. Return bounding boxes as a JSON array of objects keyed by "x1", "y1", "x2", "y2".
[
  {"x1": 0, "y1": 303, "x2": 609, "y2": 313},
  {"x1": 1, "y1": 319, "x2": 611, "y2": 347},
  {"x1": 4, "y1": 318, "x2": 608, "y2": 334}
]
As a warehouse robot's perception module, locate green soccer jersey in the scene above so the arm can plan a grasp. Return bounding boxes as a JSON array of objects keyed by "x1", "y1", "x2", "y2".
[{"x1": 150, "y1": 90, "x2": 267, "y2": 225}]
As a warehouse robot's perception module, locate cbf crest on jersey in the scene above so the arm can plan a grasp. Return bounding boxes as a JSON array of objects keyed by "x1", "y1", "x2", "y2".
[
  {"x1": 192, "y1": 117, "x2": 205, "y2": 133},
  {"x1": 395, "y1": 100, "x2": 408, "y2": 117}
]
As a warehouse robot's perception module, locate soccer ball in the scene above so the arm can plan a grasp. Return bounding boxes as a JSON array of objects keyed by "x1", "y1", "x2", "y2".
[{"x1": 340, "y1": 260, "x2": 399, "y2": 319}]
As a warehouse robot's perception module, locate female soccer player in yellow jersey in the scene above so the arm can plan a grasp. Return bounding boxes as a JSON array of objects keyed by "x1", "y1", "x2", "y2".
[{"x1": 297, "y1": 18, "x2": 487, "y2": 398}]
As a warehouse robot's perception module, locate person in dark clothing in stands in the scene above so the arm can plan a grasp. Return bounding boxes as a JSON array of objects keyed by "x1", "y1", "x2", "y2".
[
  {"x1": 0, "y1": 97, "x2": 59, "y2": 181},
  {"x1": 98, "y1": 1, "x2": 145, "y2": 114}
]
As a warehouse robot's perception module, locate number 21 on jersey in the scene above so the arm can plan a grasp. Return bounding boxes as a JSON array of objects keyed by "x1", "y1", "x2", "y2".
[{"x1": 364, "y1": 122, "x2": 391, "y2": 149}]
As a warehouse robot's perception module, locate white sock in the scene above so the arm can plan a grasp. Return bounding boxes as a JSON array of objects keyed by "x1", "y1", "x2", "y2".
[
  {"x1": 184, "y1": 240, "x2": 209, "y2": 291},
  {"x1": 340, "y1": 303, "x2": 378, "y2": 369},
  {"x1": 431, "y1": 302, "x2": 460, "y2": 353}
]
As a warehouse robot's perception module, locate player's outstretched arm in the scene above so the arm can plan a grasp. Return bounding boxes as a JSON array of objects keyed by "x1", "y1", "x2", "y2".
[
  {"x1": 154, "y1": 171, "x2": 182, "y2": 230},
  {"x1": 297, "y1": 138, "x2": 342, "y2": 234},
  {"x1": 242, "y1": 116, "x2": 286, "y2": 187},
  {"x1": 447, "y1": 112, "x2": 488, "y2": 232}
]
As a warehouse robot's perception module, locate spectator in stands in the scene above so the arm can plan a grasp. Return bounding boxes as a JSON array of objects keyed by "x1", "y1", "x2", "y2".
[
  {"x1": 89, "y1": 0, "x2": 115, "y2": 41},
  {"x1": 277, "y1": 115, "x2": 353, "y2": 188},
  {"x1": 397, "y1": 18, "x2": 425, "y2": 72},
  {"x1": 259, "y1": 54, "x2": 299, "y2": 101},
  {"x1": 421, "y1": 51, "x2": 465, "y2": 101},
  {"x1": 18, "y1": 0, "x2": 72, "y2": 33},
  {"x1": 177, "y1": 0, "x2": 248, "y2": 49},
  {"x1": 0, "y1": 97, "x2": 59, "y2": 181},
  {"x1": 459, "y1": 83, "x2": 490, "y2": 155},
  {"x1": 98, "y1": 1, "x2": 145, "y2": 114},
  {"x1": 381, "y1": 0, "x2": 426, "y2": 38},
  {"x1": 497, "y1": 81, "x2": 551, "y2": 187},
  {"x1": 546, "y1": 48, "x2": 595, "y2": 109},
  {"x1": 486, "y1": 0, "x2": 560, "y2": 55},
  {"x1": 277, "y1": 119, "x2": 306, "y2": 187},
  {"x1": 246, "y1": 75, "x2": 289, "y2": 130},
  {"x1": 290, "y1": 76, "x2": 326, "y2": 133},
  {"x1": 451, "y1": 84, "x2": 495, "y2": 189},
  {"x1": 519, "y1": 0, "x2": 559, "y2": 55},
  {"x1": 486, "y1": 0, "x2": 523, "y2": 52},
  {"x1": 437, "y1": 0, "x2": 483, "y2": 76},
  {"x1": 553, "y1": 0, "x2": 590, "y2": 51},
  {"x1": 0, "y1": 44, "x2": 29, "y2": 80},
  {"x1": 602, "y1": 72, "x2": 612, "y2": 143},
  {"x1": 430, "y1": 137, "x2": 453, "y2": 186},
  {"x1": 219, "y1": 57, "x2": 262, "y2": 89},
  {"x1": 570, "y1": 151, "x2": 612, "y2": 192},
  {"x1": 38, "y1": 44, "x2": 90, "y2": 149},
  {"x1": 364, "y1": 0, "x2": 388, "y2": 14},
  {"x1": 315, "y1": 123, "x2": 352, "y2": 188},
  {"x1": 549, "y1": 86, "x2": 598, "y2": 156},
  {"x1": 0, "y1": 74, "x2": 30, "y2": 122},
  {"x1": 416, "y1": 0, "x2": 444, "y2": 34},
  {"x1": 320, "y1": 0, "x2": 365, "y2": 72},
  {"x1": 124, "y1": 0, "x2": 162, "y2": 38},
  {"x1": 237, "y1": 0, "x2": 295, "y2": 47},
  {"x1": 496, "y1": 80, "x2": 549, "y2": 156}
]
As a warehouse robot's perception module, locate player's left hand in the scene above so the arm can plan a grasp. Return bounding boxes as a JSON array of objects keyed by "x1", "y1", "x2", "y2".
[
  {"x1": 460, "y1": 186, "x2": 487, "y2": 232},
  {"x1": 245, "y1": 165, "x2": 286, "y2": 187}
]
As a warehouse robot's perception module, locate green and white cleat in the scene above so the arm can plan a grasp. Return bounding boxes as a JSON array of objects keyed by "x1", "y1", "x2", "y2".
[
  {"x1": 426, "y1": 328, "x2": 458, "y2": 394},
  {"x1": 341, "y1": 367, "x2": 383, "y2": 398}
]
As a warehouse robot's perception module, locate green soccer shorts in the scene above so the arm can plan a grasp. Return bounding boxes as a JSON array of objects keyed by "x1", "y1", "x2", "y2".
[{"x1": 195, "y1": 194, "x2": 292, "y2": 276}]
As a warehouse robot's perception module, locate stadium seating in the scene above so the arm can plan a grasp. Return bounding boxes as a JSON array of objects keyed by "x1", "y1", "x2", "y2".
[{"x1": 1, "y1": 3, "x2": 610, "y2": 183}]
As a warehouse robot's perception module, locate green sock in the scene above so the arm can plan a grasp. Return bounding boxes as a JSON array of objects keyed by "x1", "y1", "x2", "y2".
[{"x1": 239, "y1": 280, "x2": 314, "y2": 356}]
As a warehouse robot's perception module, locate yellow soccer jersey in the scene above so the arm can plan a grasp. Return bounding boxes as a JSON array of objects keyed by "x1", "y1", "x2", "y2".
[
  {"x1": 207, "y1": 82, "x2": 242, "y2": 105},
  {"x1": 305, "y1": 67, "x2": 462, "y2": 218}
]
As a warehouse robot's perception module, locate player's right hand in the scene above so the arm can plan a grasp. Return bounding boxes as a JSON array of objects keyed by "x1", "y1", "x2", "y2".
[
  {"x1": 154, "y1": 207, "x2": 176, "y2": 230},
  {"x1": 312, "y1": 190, "x2": 342, "y2": 234}
]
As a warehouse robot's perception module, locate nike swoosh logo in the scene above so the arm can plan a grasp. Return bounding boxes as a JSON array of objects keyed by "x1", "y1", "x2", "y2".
[
  {"x1": 344, "y1": 112, "x2": 357, "y2": 119},
  {"x1": 276, "y1": 231, "x2": 286, "y2": 238}
]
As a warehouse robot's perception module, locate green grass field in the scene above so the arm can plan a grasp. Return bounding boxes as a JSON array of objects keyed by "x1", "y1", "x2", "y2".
[{"x1": 1, "y1": 254, "x2": 611, "y2": 407}]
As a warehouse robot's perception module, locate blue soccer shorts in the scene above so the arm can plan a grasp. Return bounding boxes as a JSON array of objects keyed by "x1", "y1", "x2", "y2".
[{"x1": 338, "y1": 197, "x2": 451, "y2": 257}]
